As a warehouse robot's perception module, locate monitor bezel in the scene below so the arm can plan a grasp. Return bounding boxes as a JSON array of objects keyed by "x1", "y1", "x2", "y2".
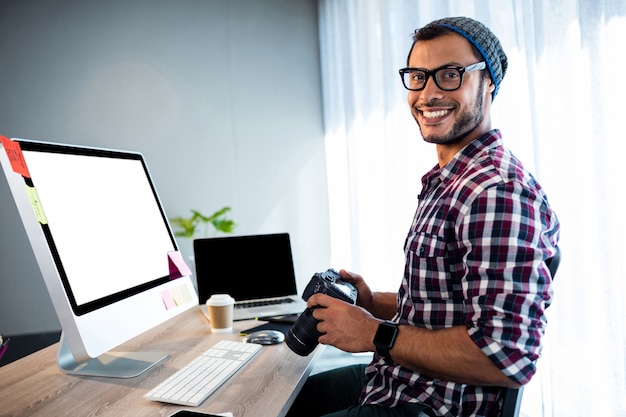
[{"x1": 14, "y1": 139, "x2": 175, "y2": 317}]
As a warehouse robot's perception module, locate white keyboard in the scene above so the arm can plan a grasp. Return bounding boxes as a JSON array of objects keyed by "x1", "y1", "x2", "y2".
[{"x1": 144, "y1": 340, "x2": 262, "y2": 406}]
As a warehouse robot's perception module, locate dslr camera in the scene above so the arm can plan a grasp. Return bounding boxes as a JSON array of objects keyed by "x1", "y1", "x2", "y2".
[{"x1": 285, "y1": 268, "x2": 358, "y2": 356}]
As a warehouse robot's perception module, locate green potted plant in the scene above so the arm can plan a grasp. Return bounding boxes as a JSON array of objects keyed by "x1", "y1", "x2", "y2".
[{"x1": 170, "y1": 206, "x2": 236, "y2": 238}]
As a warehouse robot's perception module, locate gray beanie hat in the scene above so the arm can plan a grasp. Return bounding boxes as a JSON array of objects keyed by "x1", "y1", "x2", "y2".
[{"x1": 427, "y1": 17, "x2": 508, "y2": 98}]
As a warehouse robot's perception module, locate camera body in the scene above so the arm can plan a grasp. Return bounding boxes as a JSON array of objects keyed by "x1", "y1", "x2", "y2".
[
  {"x1": 285, "y1": 268, "x2": 357, "y2": 356},
  {"x1": 301, "y1": 268, "x2": 358, "y2": 305}
]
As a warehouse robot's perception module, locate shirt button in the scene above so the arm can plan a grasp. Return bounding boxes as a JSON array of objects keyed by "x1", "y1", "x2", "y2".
[{"x1": 419, "y1": 247, "x2": 425, "y2": 254}]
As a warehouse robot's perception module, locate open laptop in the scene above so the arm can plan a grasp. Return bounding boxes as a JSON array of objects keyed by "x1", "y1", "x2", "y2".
[{"x1": 194, "y1": 233, "x2": 307, "y2": 321}]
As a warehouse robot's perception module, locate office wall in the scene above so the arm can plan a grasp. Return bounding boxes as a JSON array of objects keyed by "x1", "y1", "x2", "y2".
[{"x1": 0, "y1": 0, "x2": 329, "y2": 335}]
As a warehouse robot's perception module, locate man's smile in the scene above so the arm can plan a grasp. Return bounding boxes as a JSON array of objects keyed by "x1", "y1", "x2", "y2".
[
  {"x1": 422, "y1": 109, "x2": 450, "y2": 119},
  {"x1": 417, "y1": 107, "x2": 454, "y2": 125}
]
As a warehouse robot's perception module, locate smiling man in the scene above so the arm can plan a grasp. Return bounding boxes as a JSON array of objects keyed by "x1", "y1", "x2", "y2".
[{"x1": 287, "y1": 17, "x2": 560, "y2": 417}]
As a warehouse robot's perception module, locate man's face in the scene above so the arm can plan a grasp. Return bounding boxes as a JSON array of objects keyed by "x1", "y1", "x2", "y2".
[{"x1": 407, "y1": 33, "x2": 494, "y2": 145}]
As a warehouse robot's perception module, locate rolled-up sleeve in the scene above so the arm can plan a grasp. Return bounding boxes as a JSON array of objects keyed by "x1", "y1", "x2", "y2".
[{"x1": 459, "y1": 181, "x2": 558, "y2": 385}]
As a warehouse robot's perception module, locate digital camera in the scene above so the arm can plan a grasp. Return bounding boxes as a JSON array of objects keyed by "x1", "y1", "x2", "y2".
[{"x1": 285, "y1": 268, "x2": 358, "y2": 356}]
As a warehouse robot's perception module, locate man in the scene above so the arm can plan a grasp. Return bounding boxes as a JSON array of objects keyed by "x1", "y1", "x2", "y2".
[{"x1": 288, "y1": 16, "x2": 560, "y2": 417}]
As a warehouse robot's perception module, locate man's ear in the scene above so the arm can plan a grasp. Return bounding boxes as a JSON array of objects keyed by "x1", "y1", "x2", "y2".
[{"x1": 487, "y1": 77, "x2": 495, "y2": 95}]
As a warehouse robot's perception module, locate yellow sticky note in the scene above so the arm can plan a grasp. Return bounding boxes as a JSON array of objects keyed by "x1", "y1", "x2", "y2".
[
  {"x1": 24, "y1": 184, "x2": 48, "y2": 224},
  {"x1": 171, "y1": 286, "x2": 184, "y2": 306},
  {"x1": 179, "y1": 284, "x2": 193, "y2": 304}
]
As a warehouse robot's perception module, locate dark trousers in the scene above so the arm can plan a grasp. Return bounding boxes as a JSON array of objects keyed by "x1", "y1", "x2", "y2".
[{"x1": 287, "y1": 364, "x2": 433, "y2": 417}]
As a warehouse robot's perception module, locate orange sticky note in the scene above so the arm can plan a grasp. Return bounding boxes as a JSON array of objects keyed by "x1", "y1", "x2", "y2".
[
  {"x1": 0, "y1": 136, "x2": 31, "y2": 178},
  {"x1": 168, "y1": 250, "x2": 192, "y2": 280}
]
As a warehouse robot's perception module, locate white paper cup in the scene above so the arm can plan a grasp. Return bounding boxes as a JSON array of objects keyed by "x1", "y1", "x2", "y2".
[{"x1": 206, "y1": 294, "x2": 235, "y2": 333}]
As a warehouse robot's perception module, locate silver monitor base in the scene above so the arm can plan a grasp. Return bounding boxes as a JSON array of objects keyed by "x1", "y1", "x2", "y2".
[{"x1": 56, "y1": 333, "x2": 167, "y2": 378}]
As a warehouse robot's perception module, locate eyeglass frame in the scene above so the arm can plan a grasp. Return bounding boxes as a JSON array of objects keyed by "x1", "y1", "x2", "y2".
[{"x1": 398, "y1": 61, "x2": 486, "y2": 91}]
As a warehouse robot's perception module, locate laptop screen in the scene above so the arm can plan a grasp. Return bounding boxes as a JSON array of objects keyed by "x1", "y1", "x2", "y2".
[{"x1": 194, "y1": 233, "x2": 298, "y2": 303}]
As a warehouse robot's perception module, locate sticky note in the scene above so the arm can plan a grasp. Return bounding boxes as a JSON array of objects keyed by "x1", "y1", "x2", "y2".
[
  {"x1": 172, "y1": 284, "x2": 193, "y2": 306},
  {"x1": 179, "y1": 284, "x2": 193, "y2": 304},
  {"x1": 161, "y1": 289, "x2": 176, "y2": 310},
  {"x1": 1, "y1": 136, "x2": 31, "y2": 178},
  {"x1": 171, "y1": 286, "x2": 184, "y2": 306},
  {"x1": 168, "y1": 250, "x2": 192, "y2": 280},
  {"x1": 24, "y1": 184, "x2": 48, "y2": 224}
]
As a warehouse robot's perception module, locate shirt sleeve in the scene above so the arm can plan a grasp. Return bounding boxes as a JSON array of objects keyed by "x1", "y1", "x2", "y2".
[{"x1": 458, "y1": 181, "x2": 557, "y2": 385}]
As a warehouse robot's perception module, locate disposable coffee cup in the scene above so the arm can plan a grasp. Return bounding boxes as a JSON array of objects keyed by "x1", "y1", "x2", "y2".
[{"x1": 206, "y1": 294, "x2": 235, "y2": 333}]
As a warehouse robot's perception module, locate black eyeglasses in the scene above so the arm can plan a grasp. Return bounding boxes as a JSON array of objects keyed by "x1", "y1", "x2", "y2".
[{"x1": 398, "y1": 62, "x2": 486, "y2": 91}]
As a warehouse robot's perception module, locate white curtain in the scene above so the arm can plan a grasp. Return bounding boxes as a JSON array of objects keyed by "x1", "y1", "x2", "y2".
[{"x1": 318, "y1": 0, "x2": 626, "y2": 416}]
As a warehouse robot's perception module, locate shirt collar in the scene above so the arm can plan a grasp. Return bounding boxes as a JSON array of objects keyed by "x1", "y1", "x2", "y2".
[
  {"x1": 420, "y1": 129, "x2": 503, "y2": 195},
  {"x1": 440, "y1": 129, "x2": 503, "y2": 179}
]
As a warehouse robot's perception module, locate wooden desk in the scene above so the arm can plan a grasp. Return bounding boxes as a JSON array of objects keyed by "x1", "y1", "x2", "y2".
[{"x1": 0, "y1": 308, "x2": 321, "y2": 417}]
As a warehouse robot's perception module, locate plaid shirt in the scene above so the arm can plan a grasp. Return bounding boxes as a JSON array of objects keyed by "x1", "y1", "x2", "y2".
[{"x1": 360, "y1": 130, "x2": 560, "y2": 416}]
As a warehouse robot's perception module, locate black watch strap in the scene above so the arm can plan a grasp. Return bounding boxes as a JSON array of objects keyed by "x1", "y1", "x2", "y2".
[{"x1": 373, "y1": 320, "x2": 399, "y2": 361}]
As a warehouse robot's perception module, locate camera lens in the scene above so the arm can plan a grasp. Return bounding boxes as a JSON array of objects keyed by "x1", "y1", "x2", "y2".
[{"x1": 285, "y1": 308, "x2": 321, "y2": 356}]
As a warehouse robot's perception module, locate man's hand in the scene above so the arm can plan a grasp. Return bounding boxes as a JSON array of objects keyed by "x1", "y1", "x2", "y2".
[
  {"x1": 338, "y1": 269, "x2": 374, "y2": 310},
  {"x1": 307, "y1": 293, "x2": 379, "y2": 353},
  {"x1": 339, "y1": 269, "x2": 397, "y2": 320}
]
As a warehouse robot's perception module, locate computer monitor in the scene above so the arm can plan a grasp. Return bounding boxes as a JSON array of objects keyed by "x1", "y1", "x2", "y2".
[{"x1": 0, "y1": 137, "x2": 198, "y2": 378}]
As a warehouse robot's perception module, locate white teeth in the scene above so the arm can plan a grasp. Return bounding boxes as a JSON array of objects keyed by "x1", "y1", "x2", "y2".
[{"x1": 423, "y1": 110, "x2": 448, "y2": 118}]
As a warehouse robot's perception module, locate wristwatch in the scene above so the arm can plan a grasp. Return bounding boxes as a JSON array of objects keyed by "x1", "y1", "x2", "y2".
[{"x1": 373, "y1": 320, "x2": 399, "y2": 361}]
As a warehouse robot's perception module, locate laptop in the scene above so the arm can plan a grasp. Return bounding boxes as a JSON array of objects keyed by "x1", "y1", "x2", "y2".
[{"x1": 194, "y1": 233, "x2": 307, "y2": 321}]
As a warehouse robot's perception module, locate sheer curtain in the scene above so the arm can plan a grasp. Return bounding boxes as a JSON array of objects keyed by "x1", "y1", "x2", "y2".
[{"x1": 318, "y1": 1, "x2": 626, "y2": 416}]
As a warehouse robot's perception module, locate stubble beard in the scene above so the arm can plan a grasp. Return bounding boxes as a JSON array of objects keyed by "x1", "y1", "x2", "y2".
[{"x1": 416, "y1": 82, "x2": 486, "y2": 145}]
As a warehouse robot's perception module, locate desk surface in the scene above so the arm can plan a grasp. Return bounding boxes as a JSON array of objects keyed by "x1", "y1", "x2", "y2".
[{"x1": 0, "y1": 308, "x2": 321, "y2": 417}]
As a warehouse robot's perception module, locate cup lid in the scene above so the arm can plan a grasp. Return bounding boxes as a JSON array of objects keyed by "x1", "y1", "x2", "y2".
[{"x1": 206, "y1": 294, "x2": 235, "y2": 306}]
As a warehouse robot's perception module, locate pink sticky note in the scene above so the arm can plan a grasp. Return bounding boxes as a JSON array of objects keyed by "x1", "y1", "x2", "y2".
[
  {"x1": 168, "y1": 250, "x2": 192, "y2": 280},
  {"x1": 161, "y1": 289, "x2": 176, "y2": 310}
]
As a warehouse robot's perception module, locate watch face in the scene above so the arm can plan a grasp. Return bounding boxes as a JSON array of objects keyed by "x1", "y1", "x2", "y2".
[{"x1": 375, "y1": 322, "x2": 398, "y2": 346}]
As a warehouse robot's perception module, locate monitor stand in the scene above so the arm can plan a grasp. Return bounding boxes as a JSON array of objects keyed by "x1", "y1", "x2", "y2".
[{"x1": 56, "y1": 333, "x2": 168, "y2": 378}]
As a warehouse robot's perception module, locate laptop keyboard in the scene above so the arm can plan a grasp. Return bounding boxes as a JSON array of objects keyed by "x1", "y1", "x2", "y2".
[{"x1": 235, "y1": 297, "x2": 295, "y2": 309}]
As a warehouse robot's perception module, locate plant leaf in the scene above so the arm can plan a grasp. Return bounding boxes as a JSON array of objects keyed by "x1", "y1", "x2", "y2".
[{"x1": 170, "y1": 206, "x2": 235, "y2": 237}]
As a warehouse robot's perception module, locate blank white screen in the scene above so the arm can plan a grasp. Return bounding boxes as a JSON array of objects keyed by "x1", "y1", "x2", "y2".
[{"x1": 23, "y1": 150, "x2": 175, "y2": 307}]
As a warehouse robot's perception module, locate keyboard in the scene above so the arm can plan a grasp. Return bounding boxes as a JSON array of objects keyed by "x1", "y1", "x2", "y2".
[
  {"x1": 144, "y1": 340, "x2": 262, "y2": 406},
  {"x1": 235, "y1": 297, "x2": 295, "y2": 309}
]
